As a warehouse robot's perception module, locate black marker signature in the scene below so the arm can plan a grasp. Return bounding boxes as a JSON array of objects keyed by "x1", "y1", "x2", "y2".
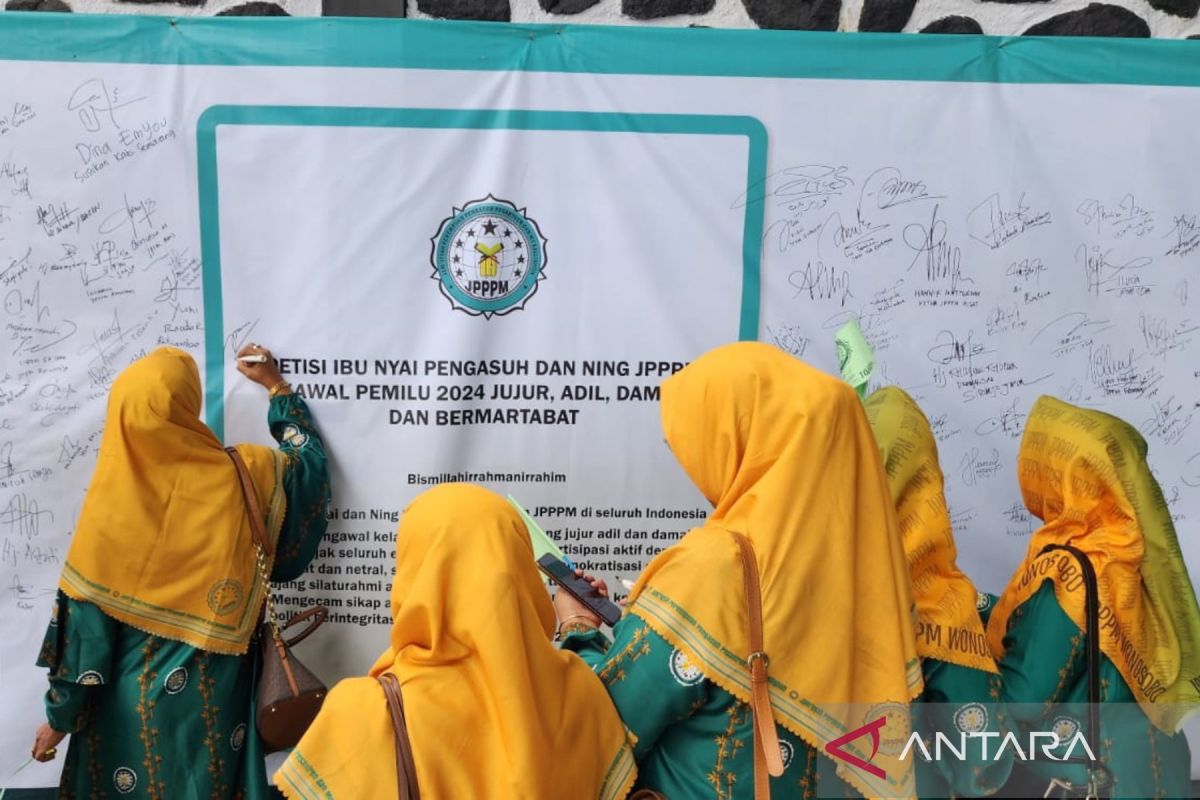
[
  {"x1": 67, "y1": 78, "x2": 146, "y2": 133},
  {"x1": 967, "y1": 192, "x2": 1052, "y2": 250},
  {"x1": 904, "y1": 204, "x2": 972, "y2": 292}
]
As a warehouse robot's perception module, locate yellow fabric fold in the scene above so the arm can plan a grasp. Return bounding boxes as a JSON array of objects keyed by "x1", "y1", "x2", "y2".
[
  {"x1": 277, "y1": 483, "x2": 636, "y2": 800},
  {"x1": 629, "y1": 342, "x2": 923, "y2": 800},
  {"x1": 60, "y1": 347, "x2": 284, "y2": 655},
  {"x1": 986, "y1": 395, "x2": 1200, "y2": 733},
  {"x1": 864, "y1": 387, "x2": 997, "y2": 675}
]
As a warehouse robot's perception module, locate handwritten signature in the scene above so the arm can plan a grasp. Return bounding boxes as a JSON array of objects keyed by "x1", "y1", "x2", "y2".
[
  {"x1": 788, "y1": 262, "x2": 854, "y2": 307},
  {"x1": 67, "y1": 78, "x2": 146, "y2": 133},
  {"x1": 904, "y1": 205, "x2": 972, "y2": 292},
  {"x1": 967, "y1": 192, "x2": 1052, "y2": 250}
]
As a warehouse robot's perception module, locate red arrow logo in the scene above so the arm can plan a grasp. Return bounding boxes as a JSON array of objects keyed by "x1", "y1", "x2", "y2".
[{"x1": 824, "y1": 716, "x2": 887, "y2": 780}]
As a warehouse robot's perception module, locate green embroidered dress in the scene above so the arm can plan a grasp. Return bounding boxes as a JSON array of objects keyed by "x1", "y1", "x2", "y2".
[
  {"x1": 37, "y1": 395, "x2": 330, "y2": 800},
  {"x1": 564, "y1": 615, "x2": 831, "y2": 800},
  {"x1": 998, "y1": 582, "x2": 1192, "y2": 800}
]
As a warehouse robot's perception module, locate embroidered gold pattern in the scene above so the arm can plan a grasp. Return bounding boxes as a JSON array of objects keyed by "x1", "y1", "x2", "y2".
[
  {"x1": 707, "y1": 702, "x2": 748, "y2": 800},
  {"x1": 1147, "y1": 719, "x2": 1162, "y2": 799},
  {"x1": 1047, "y1": 631, "x2": 1084, "y2": 711},
  {"x1": 196, "y1": 652, "x2": 229, "y2": 800},
  {"x1": 84, "y1": 722, "x2": 104, "y2": 800},
  {"x1": 797, "y1": 741, "x2": 817, "y2": 800},
  {"x1": 134, "y1": 638, "x2": 165, "y2": 800},
  {"x1": 599, "y1": 626, "x2": 651, "y2": 686}
]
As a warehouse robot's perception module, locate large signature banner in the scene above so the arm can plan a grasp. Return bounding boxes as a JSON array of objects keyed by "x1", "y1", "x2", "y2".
[{"x1": 2, "y1": 15, "x2": 1200, "y2": 786}]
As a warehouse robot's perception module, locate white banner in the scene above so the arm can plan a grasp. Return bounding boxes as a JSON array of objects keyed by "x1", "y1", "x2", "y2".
[{"x1": 1, "y1": 16, "x2": 1199, "y2": 786}]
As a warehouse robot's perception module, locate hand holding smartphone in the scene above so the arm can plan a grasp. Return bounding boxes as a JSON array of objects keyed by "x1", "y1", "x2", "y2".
[{"x1": 537, "y1": 554, "x2": 622, "y2": 627}]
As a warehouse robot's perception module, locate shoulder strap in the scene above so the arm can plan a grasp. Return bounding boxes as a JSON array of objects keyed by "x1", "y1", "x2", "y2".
[
  {"x1": 378, "y1": 672, "x2": 421, "y2": 800},
  {"x1": 226, "y1": 446, "x2": 273, "y2": 559},
  {"x1": 1038, "y1": 544, "x2": 1111, "y2": 793},
  {"x1": 731, "y1": 531, "x2": 783, "y2": 800}
]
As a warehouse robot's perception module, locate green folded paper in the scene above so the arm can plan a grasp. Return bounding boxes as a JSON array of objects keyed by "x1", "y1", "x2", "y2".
[
  {"x1": 835, "y1": 317, "x2": 875, "y2": 399},
  {"x1": 507, "y1": 496, "x2": 569, "y2": 583}
]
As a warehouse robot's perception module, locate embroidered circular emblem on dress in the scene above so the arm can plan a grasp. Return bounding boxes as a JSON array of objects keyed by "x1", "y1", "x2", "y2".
[
  {"x1": 230, "y1": 723, "x2": 247, "y2": 751},
  {"x1": 866, "y1": 702, "x2": 911, "y2": 756},
  {"x1": 778, "y1": 739, "x2": 795, "y2": 770},
  {"x1": 207, "y1": 579, "x2": 244, "y2": 616},
  {"x1": 976, "y1": 591, "x2": 990, "y2": 611},
  {"x1": 49, "y1": 601, "x2": 59, "y2": 626},
  {"x1": 1051, "y1": 716, "x2": 1079, "y2": 745},
  {"x1": 164, "y1": 666, "x2": 188, "y2": 695},
  {"x1": 668, "y1": 648, "x2": 705, "y2": 686},
  {"x1": 113, "y1": 767, "x2": 137, "y2": 794},
  {"x1": 77, "y1": 670, "x2": 104, "y2": 686},
  {"x1": 954, "y1": 702, "x2": 988, "y2": 734},
  {"x1": 281, "y1": 424, "x2": 309, "y2": 449},
  {"x1": 430, "y1": 195, "x2": 547, "y2": 318}
]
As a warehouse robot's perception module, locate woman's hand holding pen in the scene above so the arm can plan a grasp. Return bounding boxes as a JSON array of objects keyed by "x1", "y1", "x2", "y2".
[
  {"x1": 236, "y1": 343, "x2": 290, "y2": 397},
  {"x1": 30, "y1": 723, "x2": 64, "y2": 762}
]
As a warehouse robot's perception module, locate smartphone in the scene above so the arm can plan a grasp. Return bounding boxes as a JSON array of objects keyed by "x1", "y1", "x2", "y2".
[{"x1": 537, "y1": 554, "x2": 622, "y2": 627}]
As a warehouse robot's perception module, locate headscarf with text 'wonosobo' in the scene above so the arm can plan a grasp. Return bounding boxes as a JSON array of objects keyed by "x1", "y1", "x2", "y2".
[
  {"x1": 864, "y1": 387, "x2": 997, "y2": 675},
  {"x1": 60, "y1": 347, "x2": 286, "y2": 654},
  {"x1": 276, "y1": 483, "x2": 636, "y2": 800},
  {"x1": 628, "y1": 342, "x2": 923, "y2": 800},
  {"x1": 986, "y1": 396, "x2": 1200, "y2": 733}
]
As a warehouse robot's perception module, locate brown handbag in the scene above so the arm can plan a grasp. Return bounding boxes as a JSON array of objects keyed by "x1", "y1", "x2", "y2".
[
  {"x1": 378, "y1": 672, "x2": 421, "y2": 800},
  {"x1": 227, "y1": 447, "x2": 330, "y2": 754},
  {"x1": 630, "y1": 531, "x2": 782, "y2": 800}
]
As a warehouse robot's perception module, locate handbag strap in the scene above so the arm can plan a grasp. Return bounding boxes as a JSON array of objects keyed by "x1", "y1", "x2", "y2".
[
  {"x1": 378, "y1": 672, "x2": 420, "y2": 800},
  {"x1": 226, "y1": 446, "x2": 284, "y2": 649},
  {"x1": 1038, "y1": 544, "x2": 1111, "y2": 795},
  {"x1": 731, "y1": 531, "x2": 783, "y2": 800},
  {"x1": 226, "y1": 446, "x2": 273, "y2": 559},
  {"x1": 280, "y1": 606, "x2": 328, "y2": 647}
]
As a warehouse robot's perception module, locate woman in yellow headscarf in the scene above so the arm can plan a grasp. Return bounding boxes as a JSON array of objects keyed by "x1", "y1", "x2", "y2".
[
  {"x1": 988, "y1": 396, "x2": 1200, "y2": 799},
  {"x1": 275, "y1": 483, "x2": 637, "y2": 800},
  {"x1": 556, "y1": 342, "x2": 924, "y2": 800},
  {"x1": 863, "y1": 386, "x2": 1010, "y2": 798},
  {"x1": 29, "y1": 345, "x2": 330, "y2": 798}
]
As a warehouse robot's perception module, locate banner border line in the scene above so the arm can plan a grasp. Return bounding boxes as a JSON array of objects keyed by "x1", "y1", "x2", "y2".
[
  {"x1": 196, "y1": 105, "x2": 766, "y2": 437},
  {"x1": 3, "y1": 14, "x2": 1200, "y2": 87}
]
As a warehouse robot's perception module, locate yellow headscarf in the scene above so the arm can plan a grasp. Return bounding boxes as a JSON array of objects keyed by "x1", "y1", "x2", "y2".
[
  {"x1": 628, "y1": 343, "x2": 923, "y2": 799},
  {"x1": 276, "y1": 484, "x2": 636, "y2": 800},
  {"x1": 60, "y1": 347, "x2": 285, "y2": 654},
  {"x1": 864, "y1": 387, "x2": 997, "y2": 675},
  {"x1": 986, "y1": 395, "x2": 1200, "y2": 733}
]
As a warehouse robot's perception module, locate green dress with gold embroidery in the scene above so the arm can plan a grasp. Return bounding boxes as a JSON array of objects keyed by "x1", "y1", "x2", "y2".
[
  {"x1": 564, "y1": 614, "x2": 831, "y2": 800},
  {"x1": 37, "y1": 394, "x2": 330, "y2": 800},
  {"x1": 998, "y1": 581, "x2": 1192, "y2": 800},
  {"x1": 810, "y1": 592, "x2": 1012, "y2": 800},
  {"x1": 908, "y1": 658, "x2": 1012, "y2": 799}
]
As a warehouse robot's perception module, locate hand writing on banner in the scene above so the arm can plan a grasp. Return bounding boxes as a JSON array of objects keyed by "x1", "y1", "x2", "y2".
[{"x1": 236, "y1": 344, "x2": 285, "y2": 390}]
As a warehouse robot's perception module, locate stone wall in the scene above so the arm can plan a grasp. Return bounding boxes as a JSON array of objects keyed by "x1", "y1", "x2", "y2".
[{"x1": 3, "y1": 0, "x2": 1197, "y2": 53}]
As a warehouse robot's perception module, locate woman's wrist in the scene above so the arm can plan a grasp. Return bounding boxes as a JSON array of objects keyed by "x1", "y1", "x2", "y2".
[
  {"x1": 554, "y1": 615, "x2": 599, "y2": 641},
  {"x1": 267, "y1": 379, "x2": 292, "y2": 398}
]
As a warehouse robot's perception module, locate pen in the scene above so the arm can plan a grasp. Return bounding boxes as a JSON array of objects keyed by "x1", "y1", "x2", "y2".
[
  {"x1": 617, "y1": 578, "x2": 635, "y2": 591},
  {"x1": 0, "y1": 755, "x2": 39, "y2": 800},
  {"x1": 237, "y1": 354, "x2": 268, "y2": 363}
]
